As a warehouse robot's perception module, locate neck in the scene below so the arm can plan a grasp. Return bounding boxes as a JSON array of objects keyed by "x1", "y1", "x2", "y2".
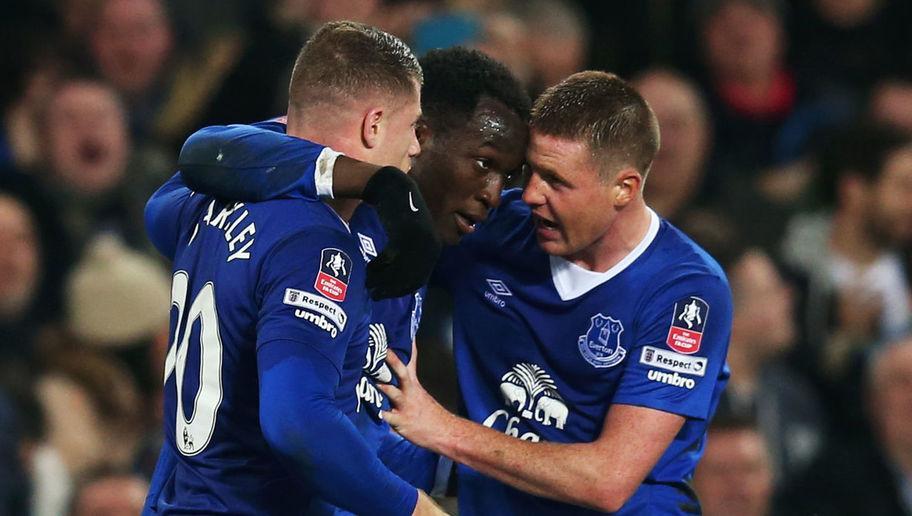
[
  {"x1": 567, "y1": 200, "x2": 652, "y2": 272},
  {"x1": 830, "y1": 210, "x2": 882, "y2": 265}
]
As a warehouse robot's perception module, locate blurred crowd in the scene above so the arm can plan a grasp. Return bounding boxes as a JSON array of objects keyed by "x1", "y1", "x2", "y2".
[{"x1": 2, "y1": 0, "x2": 912, "y2": 514}]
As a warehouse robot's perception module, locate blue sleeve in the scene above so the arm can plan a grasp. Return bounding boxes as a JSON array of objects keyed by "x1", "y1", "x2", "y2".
[
  {"x1": 255, "y1": 230, "x2": 418, "y2": 515},
  {"x1": 259, "y1": 341, "x2": 417, "y2": 516},
  {"x1": 612, "y1": 272, "x2": 733, "y2": 420},
  {"x1": 145, "y1": 173, "x2": 193, "y2": 260},
  {"x1": 178, "y1": 123, "x2": 330, "y2": 202},
  {"x1": 377, "y1": 430, "x2": 439, "y2": 492}
]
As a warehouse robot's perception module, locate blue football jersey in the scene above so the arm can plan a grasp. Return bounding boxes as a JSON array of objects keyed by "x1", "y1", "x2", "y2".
[
  {"x1": 143, "y1": 174, "x2": 381, "y2": 514},
  {"x1": 175, "y1": 121, "x2": 439, "y2": 514},
  {"x1": 434, "y1": 189, "x2": 732, "y2": 515}
]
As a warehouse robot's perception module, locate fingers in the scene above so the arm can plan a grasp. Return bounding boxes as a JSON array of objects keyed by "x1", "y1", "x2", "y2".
[
  {"x1": 408, "y1": 340, "x2": 419, "y2": 375},
  {"x1": 377, "y1": 382, "x2": 403, "y2": 405},
  {"x1": 385, "y1": 349, "x2": 410, "y2": 384}
]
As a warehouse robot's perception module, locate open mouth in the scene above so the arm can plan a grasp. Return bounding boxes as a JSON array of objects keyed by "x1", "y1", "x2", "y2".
[
  {"x1": 78, "y1": 140, "x2": 107, "y2": 167},
  {"x1": 533, "y1": 213, "x2": 561, "y2": 238},
  {"x1": 454, "y1": 212, "x2": 478, "y2": 235}
]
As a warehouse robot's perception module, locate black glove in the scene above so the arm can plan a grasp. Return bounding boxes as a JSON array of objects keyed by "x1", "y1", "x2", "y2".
[{"x1": 362, "y1": 167, "x2": 441, "y2": 300}]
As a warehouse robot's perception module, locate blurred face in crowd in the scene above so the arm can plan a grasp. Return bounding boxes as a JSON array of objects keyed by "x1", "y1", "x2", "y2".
[
  {"x1": 867, "y1": 145, "x2": 912, "y2": 247},
  {"x1": 814, "y1": 0, "x2": 881, "y2": 27},
  {"x1": 46, "y1": 80, "x2": 129, "y2": 195},
  {"x1": 702, "y1": 1, "x2": 783, "y2": 83},
  {"x1": 695, "y1": 427, "x2": 774, "y2": 516},
  {"x1": 871, "y1": 82, "x2": 912, "y2": 136},
  {"x1": 635, "y1": 71, "x2": 710, "y2": 220},
  {"x1": 0, "y1": 195, "x2": 40, "y2": 321},
  {"x1": 870, "y1": 339, "x2": 912, "y2": 459},
  {"x1": 90, "y1": 0, "x2": 173, "y2": 96},
  {"x1": 523, "y1": 132, "x2": 637, "y2": 264},
  {"x1": 412, "y1": 97, "x2": 528, "y2": 245},
  {"x1": 730, "y1": 250, "x2": 795, "y2": 358},
  {"x1": 71, "y1": 475, "x2": 148, "y2": 516}
]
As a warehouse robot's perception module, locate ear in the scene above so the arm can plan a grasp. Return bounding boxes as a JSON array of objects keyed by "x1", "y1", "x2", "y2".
[
  {"x1": 361, "y1": 107, "x2": 384, "y2": 149},
  {"x1": 614, "y1": 167, "x2": 643, "y2": 207}
]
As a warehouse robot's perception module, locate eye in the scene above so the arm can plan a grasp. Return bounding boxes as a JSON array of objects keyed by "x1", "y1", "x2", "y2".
[{"x1": 475, "y1": 158, "x2": 491, "y2": 171}]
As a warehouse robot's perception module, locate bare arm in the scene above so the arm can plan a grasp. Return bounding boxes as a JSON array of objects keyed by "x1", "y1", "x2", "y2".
[{"x1": 380, "y1": 350, "x2": 685, "y2": 513}]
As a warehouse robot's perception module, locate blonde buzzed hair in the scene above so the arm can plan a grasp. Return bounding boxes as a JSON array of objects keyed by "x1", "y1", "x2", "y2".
[{"x1": 288, "y1": 21, "x2": 422, "y2": 114}]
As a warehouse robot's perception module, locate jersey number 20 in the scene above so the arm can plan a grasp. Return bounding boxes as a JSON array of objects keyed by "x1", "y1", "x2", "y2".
[{"x1": 163, "y1": 270, "x2": 224, "y2": 456}]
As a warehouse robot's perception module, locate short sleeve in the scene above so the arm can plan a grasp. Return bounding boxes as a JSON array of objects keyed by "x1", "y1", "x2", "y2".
[
  {"x1": 612, "y1": 273, "x2": 733, "y2": 420},
  {"x1": 256, "y1": 228, "x2": 369, "y2": 376}
]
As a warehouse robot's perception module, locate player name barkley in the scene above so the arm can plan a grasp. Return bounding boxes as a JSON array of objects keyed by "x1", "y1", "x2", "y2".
[{"x1": 193, "y1": 200, "x2": 257, "y2": 262}]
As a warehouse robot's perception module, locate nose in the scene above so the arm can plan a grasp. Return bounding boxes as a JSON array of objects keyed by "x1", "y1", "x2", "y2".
[
  {"x1": 408, "y1": 130, "x2": 421, "y2": 158},
  {"x1": 478, "y1": 174, "x2": 504, "y2": 210},
  {"x1": 522, "y1": 172, "x2": 545, "y2": 207}
]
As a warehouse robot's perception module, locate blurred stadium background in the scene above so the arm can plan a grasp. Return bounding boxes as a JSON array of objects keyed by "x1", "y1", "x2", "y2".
[{"x1": 2, "y1": 0, "x2": 912, "y2": 514}]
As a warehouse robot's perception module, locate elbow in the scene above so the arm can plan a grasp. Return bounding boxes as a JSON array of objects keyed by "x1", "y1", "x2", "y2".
[{"x1": 589, "y1": 485, "x2": 636, "y2": 514}]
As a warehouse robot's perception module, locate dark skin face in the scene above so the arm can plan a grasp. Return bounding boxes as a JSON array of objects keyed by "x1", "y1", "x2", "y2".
[{"x1": 410, "y1": 97, "x2": 528, "y2": 245}]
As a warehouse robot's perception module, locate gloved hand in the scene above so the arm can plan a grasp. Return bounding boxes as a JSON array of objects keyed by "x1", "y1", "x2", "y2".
[{"x1": 362, "y1": 167, "x2": 441, "y2": 300}]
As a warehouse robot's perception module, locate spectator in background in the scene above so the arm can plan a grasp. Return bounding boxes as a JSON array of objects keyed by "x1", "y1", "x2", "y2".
[
  {"x1": 65, "y1": 235, "x2": 171, "y2": 397},
  {"x1": 782, "y1": 123, "x2": 912, "y2": 441},
  {"x1": 776, "y1": 336, "x2": 912, "y2": 515},
  {"x1": 70, "y1": 472, "x2": 148, "y2": 516},
  {"x1": 633, "y1": 68, "x2": 711, "y2": 222},
  {"x1": 32, "y1": 349, "x2": 143, "y2": 515},
  {"x1": 782, "y1": 124, "x2": 912, "y2": 373},
  {"x1": 790, "y1": 0, "x2": 912, "y2": 101},
  {"x1": 870, "y1": 79, "x2": 912, "y2": 135},
  {"x1": 721, "y1": 247, "x2": 825, "y2": 482},
  {"x1": 88, "y1": 0, "x2": 173, "y2": 138},
  {"x1": 695, "y1": 0, "x2": 850, "y2": 194},
  {"x1": 694, "y1": 413, "x2": 775, "y2": 516},
  {"x1": 519, "y1": 0, "x2": 589, "y2": 94},
  {"x1": 40, "y1": 76, "x2": 170, "y2": 251},
  {"x1": 0, "y1": 194, "x2": 46, "y2": 359}
]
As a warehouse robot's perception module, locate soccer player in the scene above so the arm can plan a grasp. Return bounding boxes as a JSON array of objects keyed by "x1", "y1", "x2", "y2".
[
  {"x1": 180, "y1": 72, "x2": 733, "y2": 514},
  {"x1": 142, "y1": 22, "x2": 444, "y2": 515},
  {"x1": 177, "y1": 47, "x2": 531, "y2": 501}
]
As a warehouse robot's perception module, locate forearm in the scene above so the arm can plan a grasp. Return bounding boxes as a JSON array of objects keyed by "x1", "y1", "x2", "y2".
[
  {"x1": 259, "y1": 341, "x2": 417, "y2": 516},
  {"x1": 429, "y1": 414, "x2": 618, "y2": 511}
]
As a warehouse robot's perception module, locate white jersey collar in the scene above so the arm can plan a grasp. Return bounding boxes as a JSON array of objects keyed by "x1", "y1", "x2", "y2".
[{"x1": 550, "y1": 208, "x2": 661, "y2": 301}]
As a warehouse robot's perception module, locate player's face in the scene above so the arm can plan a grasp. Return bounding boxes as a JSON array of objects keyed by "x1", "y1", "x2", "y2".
[
  {"x1": 374, "y1": 85, "x2": 422, "y2": 171},
  {"x1": 411, "y1": 98, "x2": 528, "y2": 245},
  {"x1": 522, "y1": 132, "x2": 621, "y2": 260}
]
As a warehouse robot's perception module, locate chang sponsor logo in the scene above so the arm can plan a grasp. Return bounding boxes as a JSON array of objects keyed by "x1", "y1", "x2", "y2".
[
  {"x1": 482, "y1": 363, "x2": 569, "y2": 442},
  {"x1": 646, "y1": 369, "x2": 696, "y2": 389}
]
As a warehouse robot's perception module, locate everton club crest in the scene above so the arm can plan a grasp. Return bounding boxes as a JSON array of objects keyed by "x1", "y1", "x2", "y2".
[{"x1": 578, "y1": 314, "x2": 627, "y2": 368}]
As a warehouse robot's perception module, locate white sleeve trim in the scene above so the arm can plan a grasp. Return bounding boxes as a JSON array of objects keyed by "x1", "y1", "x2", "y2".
[{"x1": 315, "y1": 147, "x2": 343, "y2": 199}]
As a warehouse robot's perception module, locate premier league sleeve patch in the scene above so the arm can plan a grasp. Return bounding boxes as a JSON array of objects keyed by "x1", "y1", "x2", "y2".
[
  {"x1": 666, "y1": 297, "x2": 708, "y2": 354},
  {"x1": 315, "y1": 248, "x2": 352, "y2": 301}
]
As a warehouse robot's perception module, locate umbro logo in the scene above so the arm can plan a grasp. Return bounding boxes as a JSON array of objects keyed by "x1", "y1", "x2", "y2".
[{"x1": 486, "y1": 279, "x2": 512, "y2": 297}]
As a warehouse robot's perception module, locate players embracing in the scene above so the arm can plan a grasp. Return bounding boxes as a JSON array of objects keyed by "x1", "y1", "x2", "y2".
[{"x1": 156, "y1": 21, "x2": 734, "y2": 516}]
